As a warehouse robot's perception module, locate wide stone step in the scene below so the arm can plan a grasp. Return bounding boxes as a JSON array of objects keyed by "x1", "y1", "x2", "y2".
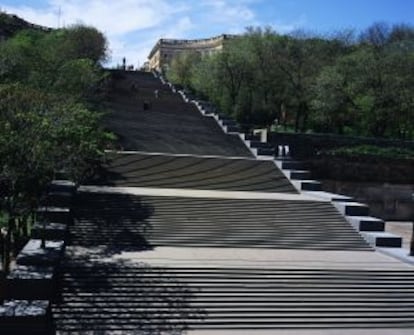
[
  {"x1": 292, "y1": 180, "x2": 322, "y2": 191},
  {"x1": 52, "y1": 266, "x2": 414, "y2": 331},
  {"x1": 362, "y1": 232, "x2": 403, "y2": 248},
  {"x1": 221, "y1": 119, "x2": 237, "y2": 127},
  {"x1": 256, "y1": 147, "x2": 275, "y2": 156},
  {"x1": 68, "y1": 193, "x2": 371, "y2": 251},
  {"x1": 248, "y1": 140, "x2": 273, "y2": 149},
  {"x1": 241, "y1": 133, "x2": 260, "y2": 141},
  {"x1": 48, "y1": 180, "x2": 76, "y2": 195},
  {"x1": 288, "y1": 170, "x2": 311, "y2": 180},
  {"x1": 347, "y1": 216, "x2": 385, "y2": 232},
  {"x1": 278, "y1": 160, "x2": 305, "y2": 170},
  {"x1": 224, "y1": 125, "x2": 240, "y2": 133},
  {"x1": 0, "y1": 300, "x2": 51, "y2": 334},
  {"x1": 217, "y1": 113, "x2": 233, "y2": 121},
  {"x1": 16, "y1": 239, "x2": 65, "y2": 267},
  {"x1": 303, "y1": 191, "x2": 354, "y2": 202},
  {"x1": 43, "y1": 191, "x2": 73, "y2": 208},
  {"x1": 88, "y1": 152, "x2": 297, "y2": 193},
  {"x1": 335, "y1": 202, "x2": 370, "y2": 217},
  {"x1": 31, "y1": 222, "x2": 68, "y2": 241},
  {"x1": 5, "y1": 265, "x2": 55, "y2": 300},
  {"x1": 36, "y1": 207, "x2": 72, "y2": 225}
]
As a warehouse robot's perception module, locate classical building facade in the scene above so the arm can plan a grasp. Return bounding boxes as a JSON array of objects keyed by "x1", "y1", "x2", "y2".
[{"x1": 147, "y1": 34, "x2": 236, "y2": 71}]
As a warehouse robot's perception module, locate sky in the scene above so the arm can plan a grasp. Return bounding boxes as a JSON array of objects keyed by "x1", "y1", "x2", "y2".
[{"x1": 1, "y1": 0, "x2": 413, "y2": 67}]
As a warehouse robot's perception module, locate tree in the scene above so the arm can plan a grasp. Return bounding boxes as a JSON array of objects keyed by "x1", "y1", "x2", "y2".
[
  {"x1": 183, "y1": 23, "x2": 414, "y2": 138},
  {"x1": 310, "y1": 32, "x2": 414, "y2": 138},
  {"x1": 59, "y1": 25, "x2": 109, "y2": 64},
  {"x1": 167, "y1": 51, "x2": 201, "y2": 87},
  {"x1": 311, "y1": 66, "x2": 355, "y2": 134},
  {"x1": 0, "y1": 24, "x2": 113, "y2": 272}
]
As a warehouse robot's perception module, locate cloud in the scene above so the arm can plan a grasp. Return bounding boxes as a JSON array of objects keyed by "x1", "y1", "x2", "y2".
[
  {"x1": 270, "y1": 15, "x2": 308, "y2": 34},
  {"x1": 4, "y1": 0, "x2": 186, "y2": 36},
  {"x1": 2, "y1": 0, "x2": 189, "y2": 65},
  {"x1": 198, "y1": 0, "x2": 257, "y2": 32},
  {"x1": 1, "y1": 0, "x2": 303, "y2": 66}
]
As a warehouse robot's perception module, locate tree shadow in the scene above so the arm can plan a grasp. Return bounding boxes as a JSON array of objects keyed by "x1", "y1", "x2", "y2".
[
  {"x1": 70, "y1": 192, "x2": 155, "y2": 257},
  {"x1": 52, "y1": 256, "x2": 206, "y2": 334}
]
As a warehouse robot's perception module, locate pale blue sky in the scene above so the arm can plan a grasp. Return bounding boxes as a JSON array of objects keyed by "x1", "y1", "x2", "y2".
[{"x1": 1, "y1": 0, "x2": 413, "y2": 67}]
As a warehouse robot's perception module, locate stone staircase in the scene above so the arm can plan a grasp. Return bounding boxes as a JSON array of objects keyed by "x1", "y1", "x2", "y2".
[
  {"x1": 272, "y1": 152, "x2": 404, "y2": 249},
  {"x1": 89, "y1": 152, "x2": 297, "y2": 193},
  {"x1": 104, "y1": 71, "x2": 252, "y2": 157},
  {"x1": 52, "y1": 261, "x2": 414, "y2": 332},
  {"x1": 68, "y1": 192, "x2": 372, "y2": 251},
  {"x1": 46, "y1": 70, "x2": 414, "y2": 333}
]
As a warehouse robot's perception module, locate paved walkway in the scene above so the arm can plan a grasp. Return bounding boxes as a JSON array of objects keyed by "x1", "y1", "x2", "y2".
[
  {"x1": 113, "y1": 246, "x2": 409, "y2": 270},
  {"x1": 79, "y1": 185, "x2": 322, "y2": 202}
]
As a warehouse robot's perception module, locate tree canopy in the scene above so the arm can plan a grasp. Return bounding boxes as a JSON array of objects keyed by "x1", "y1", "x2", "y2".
[
  {"x1": 167, "y1": 23, "x2": 414, "y2": 140},
  {"x1": 0, "y1": 23, "x2": 113, "y2": 269}
]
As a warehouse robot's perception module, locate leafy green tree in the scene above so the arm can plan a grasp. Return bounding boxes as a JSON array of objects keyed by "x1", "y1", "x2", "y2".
[
  {"x1": 59, "y1": 25, "x2": 109, "y2": 64},
  {"x1": 167, "y1": 51, "x2": 201, "y2": 88},
  {"x1": 311, "y1": 23, "x2": 414, "y2": 138},
  {"x1": 183, "y1": 23, "x2": 414, "y2": 138},
  {"x1": 0, "y1": 23, "x2": 113, "y2": 271},
  {"x1": 311, "y1": 65, "x2": 355, "y2": 134},
  {"x1": 238, "y1": 27, "x2": 284, "y2": 127}
]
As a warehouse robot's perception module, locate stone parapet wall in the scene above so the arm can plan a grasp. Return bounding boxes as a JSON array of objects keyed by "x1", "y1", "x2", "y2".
[
  {"x1": 322, "y1": 180, "x2": 414, "y2": 221},
  {"x1": 148, "y1": 34, "x2": 237, "y2": 70}
]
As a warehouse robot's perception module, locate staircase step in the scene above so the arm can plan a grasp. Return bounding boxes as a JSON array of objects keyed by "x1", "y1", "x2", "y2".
[
  {"x1": 52, "y1": 265, "x2": 414, "y2": 331},
  {"x1": 68, "y1": 193, "x2": 370, "y2": 251},
  {"x1": 16, "y1": 239, "x2": 65, "y2": 267},
  {"x1": 256, "y1": 147, "x2": 275, "y2": 156},
  {"x1": 288, "y1": 170, "x2": 311, "y2": 180},
  {"x1": 335, "y1": 202, "x2": 370, "y2": 217},
  {"x1": 303, "y1": 191, "x2": 354, "y2": 202},
  {"x1": 48, "y1": 180, "x2": 76, "y2": 195},
  {"x1": 91, "y1": 152, "x2": 297, "y2": 193},
  {"x1": 242, "y1": 134, "x2": 260, "y2": 141},
  {"x1": 292, "y1": 180, "x2": 322, "y2": 191},
  {"x1": 0, "y1": 300, "x2": 51, "y2": 334},
  {"x1": 44, "y1": 191, "x2": 73, "y2": 208},
  {"x1": 249, "y1": 140, "x2": 273, "y2": 149},
  {"x1": 31, "y1": 222, "x2": 68, "y2": 241},
  {"x1": 225, "y1": 125, "x2": 240, "y2": 133},
  {"x1": 362, "y1": 232, "x2": 403, "y2": 248},
  {"x1": 6, "y1": 265, "x2": 55, "y2": 300},
  {"x1": 36, "y1": 207, "x2": 72, "y2": 225},
  {"x1": 221, "y1": 119, "x2": 237, "y2": 127},
  {"x1": 217, "y1": 113, "x2": 233, "y2": 121},
  {"x1": 279, "y1": 160, "x2": 305, "y2": 170},
  {"x1": 347, "y1": 216, "x2": 385, "y2": 232}
]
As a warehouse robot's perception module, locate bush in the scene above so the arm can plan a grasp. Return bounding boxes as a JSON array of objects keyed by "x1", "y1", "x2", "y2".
[{"x1": 320, "y1": 145, "x2": 414, "y2": 160}]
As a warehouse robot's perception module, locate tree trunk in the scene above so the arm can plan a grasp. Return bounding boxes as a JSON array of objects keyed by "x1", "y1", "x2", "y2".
[{"x1": 4, "y1": 217, "x2": 13, "y2": 274}]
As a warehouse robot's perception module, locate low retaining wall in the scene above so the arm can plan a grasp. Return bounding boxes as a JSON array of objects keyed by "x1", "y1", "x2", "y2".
[
  {"x1": 268, "y1": 132, "x2": 414, "y2": 220},
  {"x1": 321, "y1": 180, "x2": 414, "y2": 221}
]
